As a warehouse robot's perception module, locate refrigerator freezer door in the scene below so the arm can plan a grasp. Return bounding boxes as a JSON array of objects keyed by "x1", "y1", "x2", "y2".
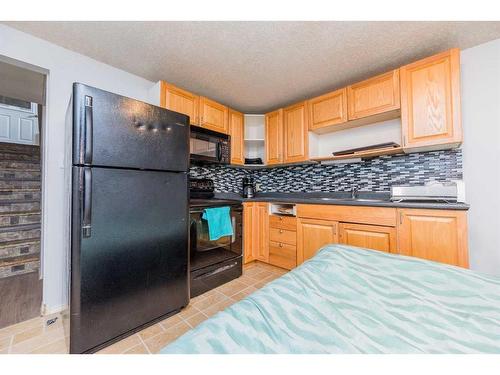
[
  {"x1": 70, "y1": 166, "x2": 189, "y2": 353},
  {"x1": 73, "y1": 83, "x2": 189, "y2": 172}
]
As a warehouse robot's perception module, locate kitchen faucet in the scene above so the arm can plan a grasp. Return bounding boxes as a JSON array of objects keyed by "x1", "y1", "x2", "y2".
[{"x1": 351, "y1": 186, "x2": 359, "y2": 199}]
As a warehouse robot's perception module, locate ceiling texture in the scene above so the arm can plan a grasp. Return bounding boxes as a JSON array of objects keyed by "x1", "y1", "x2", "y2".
[{"x1": 4, "y1": 21, "x2": 500, "y2": 113}]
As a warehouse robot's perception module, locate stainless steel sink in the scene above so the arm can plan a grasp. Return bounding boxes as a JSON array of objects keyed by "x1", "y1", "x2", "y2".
[{"x1": 317, "y1": 197, "x2": 387, "y2": 202}]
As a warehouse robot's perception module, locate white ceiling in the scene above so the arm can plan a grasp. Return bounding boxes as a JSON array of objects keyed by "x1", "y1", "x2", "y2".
[{"x1": 5, "y1": 21, "x2": 500, "y2": 113}]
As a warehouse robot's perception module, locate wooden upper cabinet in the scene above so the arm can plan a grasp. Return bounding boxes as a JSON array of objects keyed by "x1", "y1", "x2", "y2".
[
  {"x1": 397, "y1": 208, "x2": 468, "y2": 268},
  {"x1": 265, "y1": 109, "x2": 284, "y2": 165},
  {"x1": 199, "y1": 96, "x2": 228, "y2": 134},
  {"x1": 283, "y1": 102, "x2": 309, "y2": 163},
  {"x1": 347, "y1": 70, "x2": 400, "y2": 120},
  {"x1": 339, "y1": 223, "x2": 396, "y2": 253},
  {"x1": 308, "y1": 88, "x2": 347, "y2": 131},
  {"x1": 160, "y1": 82, "x2": 199, "y2": 125},
  {"x1": 297, "y1": 218, "x2": 338, "y2": 265},
  {"x1": 400, "y1": 49, "x2": 462, "y2": 151},
  {"x1": 228, "y1": 109, "x2": 244, "y2": 165}
]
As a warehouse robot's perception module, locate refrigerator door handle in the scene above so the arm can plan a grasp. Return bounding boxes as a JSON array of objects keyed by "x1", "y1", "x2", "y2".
[
  {"x1": 84, "y1": 95, "x2": 93, "y2": 164},
  {"x1": 82, "y1": 167, "x2": 92, "y2": 237}
]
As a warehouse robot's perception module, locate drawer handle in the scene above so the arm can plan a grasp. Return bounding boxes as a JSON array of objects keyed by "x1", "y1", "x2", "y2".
[{"x1": 279, "y1": 229, "x2": 283, "y2": 234}]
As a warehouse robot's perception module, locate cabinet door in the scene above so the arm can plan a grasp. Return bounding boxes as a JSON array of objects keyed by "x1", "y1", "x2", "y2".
[
  {"x1": 243, "y1": 203, "x2": 255, "y2": 264},
  {"x1": 339, "y1": 223, "x2": 396, "y2": 253},
  {"x1": 265, "y1": 109, "x2": 283, "y2": 165},
  {"x1": 228, "y1": 109, "x2": 245, "y2": 165},
  {"x1": 400, "y1": 49, "x2": 462, "y2": 150},
  {"x1": 254, "y1": 203, "x2": 269, "y2": 262},
  {"x1": 297, "y1": 218, "x2": 338, "y2": 264},
  {"x1": 308, "y1": 88, "x2": 347, "y2": 131},
  {"x1": 397, "y1": 209, "x2": 468, "y2": 268},
  {"x1": 347, "y1": 70, "x2": 400, "y2": 120},
  {"x1": 283, "y1": 102, "x2": 309, "y2": 163},
  {"x1": 199, "y1": 96, "x2": 228, "y2": 134},
  {"x1": 160, "y1": 82, "x2": 199, "y2": 125}
]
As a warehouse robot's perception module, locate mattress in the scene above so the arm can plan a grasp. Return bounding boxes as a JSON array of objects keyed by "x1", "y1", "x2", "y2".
[{"x1": 161, "y1": 245, "x2": 500, "y2": 353}]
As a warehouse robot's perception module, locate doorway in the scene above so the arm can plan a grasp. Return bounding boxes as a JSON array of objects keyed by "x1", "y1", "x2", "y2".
[{"x1": 0, "y1": 59, "x2": 45, "y2": 329}]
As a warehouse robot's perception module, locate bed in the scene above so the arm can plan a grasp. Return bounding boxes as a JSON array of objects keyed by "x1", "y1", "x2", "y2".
[{"x1": 161, "y1": 245, "x2": 500, "y2": 353}]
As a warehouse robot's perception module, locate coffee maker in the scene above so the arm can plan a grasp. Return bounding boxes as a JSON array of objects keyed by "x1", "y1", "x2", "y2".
[{"x1": 242, "y1": 176, "x2": 256, "y2": 198}]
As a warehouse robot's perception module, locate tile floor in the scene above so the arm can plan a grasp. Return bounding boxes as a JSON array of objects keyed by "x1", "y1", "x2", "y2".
[{"x1": 0, "y1": 261, "x2": 287, "y2": 354}]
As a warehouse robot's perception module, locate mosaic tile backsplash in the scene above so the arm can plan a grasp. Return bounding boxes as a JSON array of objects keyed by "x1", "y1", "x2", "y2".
[{"x1": 189, "y1": 149, "x2": 463, "y2": 193}]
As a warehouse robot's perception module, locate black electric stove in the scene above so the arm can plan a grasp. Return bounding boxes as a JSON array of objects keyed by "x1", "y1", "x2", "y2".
[{"x1": 189, "y1": 178, "x2": 243, "y2": 297}]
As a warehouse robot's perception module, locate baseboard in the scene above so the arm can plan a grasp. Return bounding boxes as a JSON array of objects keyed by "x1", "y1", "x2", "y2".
[{"x1": 41, "y1": 303, "x2": 68, "y2": 316}]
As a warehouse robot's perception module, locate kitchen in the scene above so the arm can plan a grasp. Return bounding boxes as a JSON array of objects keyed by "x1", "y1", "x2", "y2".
[{"x1": 0, "y1": 19, "x2": 500, "y2": 359}]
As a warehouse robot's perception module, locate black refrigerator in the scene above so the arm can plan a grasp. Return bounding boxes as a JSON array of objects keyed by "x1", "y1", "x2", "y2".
[{"x1": 69, "y1": 83, "x2": 190, "y2": 354}]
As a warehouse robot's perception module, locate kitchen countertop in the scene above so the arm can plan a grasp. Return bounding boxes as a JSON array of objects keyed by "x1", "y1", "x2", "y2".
[{"x1": 214, "y1": 192, "x2": 470, "y2": 210}]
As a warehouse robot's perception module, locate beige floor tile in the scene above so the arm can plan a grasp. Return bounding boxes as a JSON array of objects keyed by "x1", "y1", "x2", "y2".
[
  {"x1": 10, "y1": 327, "x2": 65, "y2": 354},
  {"x1": 184, "y1": 312, "x2": 208, "y2": 328},
  {"x1": 138, "y1": 323, "x2": 164, "y2": 341},
  {"x1": 243, "y1": 267, "x2": 265, "y2": 278},
  {"x1": 144, "y1": 321, "x2": 190, "y2": 353},
  {"x1": 0, "y1": 316, "x2": 41, "y2": 340},
  {"x1": 216, "y1": 280, "x2": 249, "y2": 297},
  {"x1": 12, "y1": 325, "x2": 44, "y2": 345},
  {"x1": 30, "y1": 338, "x2": 68, "y2": 354},
  {"x1": 96, "y1": 334, "x2": 142, "y2": 354},
  {"x1": 251, "y1": 269, "x2": 276, "y2": 280},
  {"x1": 232, "y1": 286, "x2": 258, "y2": 302},
  {"x1": 0, "y1": 336, "x2": 11, "y2": 351},
  {"x1": 202, "y1": 298, "x2": 236, "y2": 317},
  {"x1": 254, "y1": 275, "x2": 279, "y2": 289},
  {"x1": 237, "y1": 275, "x2": 259, "y2": 286},
  {"x1": 178, "y1": 304, "x2": 201, "y2": 319},
  {"x1": 189, "y1": 293, "x2": 208, "y2": 305},
  {"x1": 123, "y1": 343, "x2": 149, "y2": 354},
  {"x1": 192, "y1": 291, "x2": 227, "y2": 311},
  {"x1": 243, "y1": 261, "x2": 257, "y2": 270},
  {"x1": 159, "y1": 314, "x2": 183, "y2": 330}
]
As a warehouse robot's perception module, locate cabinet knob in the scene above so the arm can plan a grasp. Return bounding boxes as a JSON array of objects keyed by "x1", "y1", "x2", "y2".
[
  {"x1": 279, "y1": 216, "x2": 283, "y2": 221},
  {"x1": 279, "y1": 229, "x2": 283, "y2": 233},
  {"x1": 279, "y1": 243, "x2": 283, "y2": 248}
]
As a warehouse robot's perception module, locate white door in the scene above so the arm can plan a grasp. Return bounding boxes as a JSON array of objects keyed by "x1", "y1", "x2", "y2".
[{"x1": 0, "y1": 101, "x2": 39, "y2": 145}]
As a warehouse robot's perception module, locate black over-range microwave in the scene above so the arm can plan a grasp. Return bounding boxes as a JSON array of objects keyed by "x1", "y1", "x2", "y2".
[{"x1": 190, "y1": 125, "x2": 230, "y2": 164}]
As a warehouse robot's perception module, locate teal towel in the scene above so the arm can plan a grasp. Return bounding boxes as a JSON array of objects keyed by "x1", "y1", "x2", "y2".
[{"x1": 202, "y1": 206, "x2": 234, "y2": 241}]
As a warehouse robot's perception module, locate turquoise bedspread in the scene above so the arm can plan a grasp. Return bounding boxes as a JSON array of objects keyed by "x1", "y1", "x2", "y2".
[{"x1": 161, "y1": 245, "x2": 500, "y2": 353}]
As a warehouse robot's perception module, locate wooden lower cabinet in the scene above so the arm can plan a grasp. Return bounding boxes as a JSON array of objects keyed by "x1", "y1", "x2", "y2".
[
  {"x1": 297, "y1": 218, "x2": 338, "y2": 265},
  {"x1": 243, "y1": 202, "x2": 269, "y2": 264},
  {"x1": 339, "y1": 223, "x2": 396, "y2": 253},
  {"x1": 397, "y1": 208, "x2": 468, "y2": 268},
  {"x1": 269, "y1": 241, "x2": 296, "y2": 270},
  {"x1": 243, "y1": 203, "x2": 255, "y2": 264},
  {"x1": 268, "y1": 214, "x2": 297, "y2": 270}
]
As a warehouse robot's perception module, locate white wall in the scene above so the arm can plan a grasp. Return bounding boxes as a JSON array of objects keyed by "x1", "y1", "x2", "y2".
[
  {"x1": 0, "y1": 25, "x2": 156, "y2": 312},
  {"x1": 461, "y1": 39, "x2": 500, "y2": 276}
]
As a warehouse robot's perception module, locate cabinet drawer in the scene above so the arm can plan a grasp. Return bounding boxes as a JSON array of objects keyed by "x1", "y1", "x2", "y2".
[
  {"x1": 296, "y1": 204, "x2": 397, "y2": 227},
  {"x1": 269, "y1": 215, "x2": 297, "y2": 231},
  {"x1": 269, "y1": 227, "x2": 296, "y2": 245},
  {"x1": 269, "y1": 241, "x2": 297, "y2": 270}
]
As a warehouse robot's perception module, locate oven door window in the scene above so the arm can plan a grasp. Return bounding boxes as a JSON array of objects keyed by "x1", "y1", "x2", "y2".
[{"x1": 190, "y1": 208, "x2": 242, "y2": 271}]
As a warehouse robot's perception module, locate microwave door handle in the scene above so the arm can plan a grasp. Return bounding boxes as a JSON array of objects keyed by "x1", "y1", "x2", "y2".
[{"x1": 216, "y1": 142, "x2": 222, "y2": 162}]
